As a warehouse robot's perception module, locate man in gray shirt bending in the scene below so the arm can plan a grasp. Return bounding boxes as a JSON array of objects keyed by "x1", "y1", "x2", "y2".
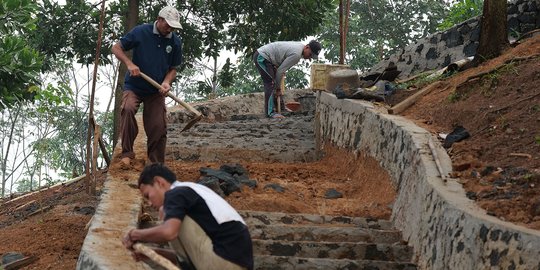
[{"x1": 253, "y1": 40, "x2": 321, "y2": 118}]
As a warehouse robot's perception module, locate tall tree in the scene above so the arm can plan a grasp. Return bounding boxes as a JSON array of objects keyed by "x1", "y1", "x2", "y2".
[
  {"x1": 473, "y1": 0, "x2": 509, "y2": 64},
  {"x1": 318, "y1": 0, "x2": 449, "y2": 70},
  {"x1": 111, "y1": 0, "x2": 139, "y2": 151}
]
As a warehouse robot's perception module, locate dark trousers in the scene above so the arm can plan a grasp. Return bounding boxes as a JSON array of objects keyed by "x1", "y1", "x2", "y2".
[
  {"x1": 120, "y1": 90, "x2": 167, "y2": 163},
  {"x1": 253, "y1": 51, "x2": 283, "y2": 116}
]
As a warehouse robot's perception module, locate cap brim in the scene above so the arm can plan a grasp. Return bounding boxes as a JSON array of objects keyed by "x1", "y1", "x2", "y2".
[{"x1": 166, "y1": 19, "x2": 182, "y2": 29}]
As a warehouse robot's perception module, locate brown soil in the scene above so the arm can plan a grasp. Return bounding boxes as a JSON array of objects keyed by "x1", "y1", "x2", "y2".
[
  {"x1": 166, "y1": 145, "x2": 396, "y2": 218},
  {"x1": 0, "y1": 171, "x2": 106, "y2": 269},
  {"x1": 0, "y1": 34, "x2": 538, "y2": 270},
  {"x1": 392, "y1": 34, "x2": 540, "y2": 230}
]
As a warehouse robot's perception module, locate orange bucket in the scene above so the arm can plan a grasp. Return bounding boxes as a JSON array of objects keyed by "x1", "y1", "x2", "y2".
[{"x1": 285, "y1": 101, "x2": 301, "y2": 112}]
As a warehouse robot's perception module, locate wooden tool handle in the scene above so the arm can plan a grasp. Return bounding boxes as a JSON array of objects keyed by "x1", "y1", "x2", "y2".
[
  {"x1": 139, "y1": 72, "x2": 202, "y2": 117},
  {"x1": 133, "y1": 243, "x2": 181, "y2": 270}
]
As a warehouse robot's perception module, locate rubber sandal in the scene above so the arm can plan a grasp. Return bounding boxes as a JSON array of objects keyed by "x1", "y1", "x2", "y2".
[{"x1": 270, "y1": 113, "x2": 285, "y2": 119}]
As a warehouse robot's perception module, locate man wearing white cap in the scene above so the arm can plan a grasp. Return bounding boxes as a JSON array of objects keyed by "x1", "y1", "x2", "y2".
[{"x1": 112, "y1": 6, "x2": 183, "y2": 166}]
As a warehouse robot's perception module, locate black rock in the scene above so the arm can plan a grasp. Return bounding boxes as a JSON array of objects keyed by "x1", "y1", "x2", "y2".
[
  {"x1": 220, "y1": 163, "x2": 248, "y2": 177},
  {"x1": 2, "y1": 252, "x2": 24, "y2": 265},
  {"x1": 264, "y1": 183, "x2": 285, "y2": 193},
  {"x1": 466, "y1": 191, "x2": 477, "y2": 200},
  {"x1": 324, "y1": 189, "x2": 343, "y2": 199},
  {"x1": 443, "y1": 126, "x2": 470, "y2": 148}
]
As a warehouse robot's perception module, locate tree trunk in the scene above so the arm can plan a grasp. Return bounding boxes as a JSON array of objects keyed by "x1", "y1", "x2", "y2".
[
  {"x1": 339, "y1": 0, "x2": 344, "y2": 64},
  {"x1": 1, "y1": 108, "x2": 21, "y2": 197},
  {"x1": 474, "y1": 0, "x2": 509, "y2": 64},
  {"x1": 113, "y1": 0, "x2": 139, "y2": 151}
]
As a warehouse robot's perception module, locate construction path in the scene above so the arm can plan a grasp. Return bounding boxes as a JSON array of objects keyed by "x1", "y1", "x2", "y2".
[
  {"x1": 167, "y1": 107, "x2": 417, "y2": 269},
  {"x1": 77, "y1": 90, "x2": 417, "y2": 269}
]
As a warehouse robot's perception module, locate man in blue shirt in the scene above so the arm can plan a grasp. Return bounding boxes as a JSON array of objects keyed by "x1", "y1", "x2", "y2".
[{"x1": 112, "y1": 6, "x2": 183, "y2": 166}]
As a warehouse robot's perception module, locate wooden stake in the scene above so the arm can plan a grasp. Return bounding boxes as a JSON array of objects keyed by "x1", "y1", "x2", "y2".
[
  {"x1": 508, "y1": 153, "x2": 532, "y2": 159},
  {"x1": 133, "y1": 243, "x2": 181, "y2": 270}
]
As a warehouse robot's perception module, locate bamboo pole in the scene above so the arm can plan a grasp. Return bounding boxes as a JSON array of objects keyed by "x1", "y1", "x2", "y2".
[{"x1": 85, "y1": 0, "x2": 107, "y2": 195}]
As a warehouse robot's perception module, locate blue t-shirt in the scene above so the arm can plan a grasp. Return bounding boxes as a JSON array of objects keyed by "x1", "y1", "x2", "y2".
[{"x1": 120, "y1": 23, "x2": 182, "y2": 96}]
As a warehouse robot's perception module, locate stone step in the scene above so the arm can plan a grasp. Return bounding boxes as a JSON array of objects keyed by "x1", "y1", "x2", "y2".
[
  {"x1": 253, "y1": 239, "x2": 413, "y2": 262},
  {"x1": 168, "y1": 128, "x2": 315, "y2": 139},
  {"x1": 240, "y1": 210, "x2": 394, "y2": 230},
  {"x1": 166, "y1": 115, "x2": 316, "y2": 163},
  {"x1": 167, "y1": 145, "x2": 316, "y2": 163},
  {"x1": 168, "y1": 116, "x2": 315, "y2": 137},
  {"x1": 254, "y1": 255, "x2": 417, "y2": 270},
  {"x1": 249, "y1": 224, "x2": 403, "y2": 244}
]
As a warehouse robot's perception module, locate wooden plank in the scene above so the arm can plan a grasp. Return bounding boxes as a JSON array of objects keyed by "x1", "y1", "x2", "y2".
[
  {"x1": 133, "y1": 243, "x2": 181, "y2": 270},
  {"x1": 3, "y1": 175, "x2": 86, "y2": 205},
  {"x1": 388, "y1": 81, "x2": 447, "y2": 115},
  {"x1": 14, "y1": 200, "x2": 36, "y2": 211}
]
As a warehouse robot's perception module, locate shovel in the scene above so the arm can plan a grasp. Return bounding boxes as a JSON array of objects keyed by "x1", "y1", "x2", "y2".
[{"x1": 140, "y1": 72, "x2": 202, "y2": 132}]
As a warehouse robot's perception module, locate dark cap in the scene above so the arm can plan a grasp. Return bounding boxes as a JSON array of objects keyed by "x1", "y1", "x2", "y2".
[{"x1": 308, "y1": 40, "x2": 321, "y2": 60}]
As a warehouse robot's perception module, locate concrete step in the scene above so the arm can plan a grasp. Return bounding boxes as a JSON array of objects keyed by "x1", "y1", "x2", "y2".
[
  {"x1": 240, "y1": 210, "x2": 394, "y2": 230},
  {"x1": 254, "y1": 255, "x2": 417, "y2": 270},
  {"x1": 249, "y1": 224, "x2": 403, "y2": 244},
  {"x1": 253, "y1": 239, "x2": 413, "y2": 262}
]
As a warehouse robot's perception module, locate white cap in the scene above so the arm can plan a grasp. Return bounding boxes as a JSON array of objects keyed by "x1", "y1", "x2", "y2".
[{"x1": 158, "y1": 6, "x2": 182, "y2": 29}]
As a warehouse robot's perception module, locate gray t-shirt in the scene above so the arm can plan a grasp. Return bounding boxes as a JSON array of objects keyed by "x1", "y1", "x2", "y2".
[{"x1": 257, "y1": 41, "x2": 304, "y2": 83}]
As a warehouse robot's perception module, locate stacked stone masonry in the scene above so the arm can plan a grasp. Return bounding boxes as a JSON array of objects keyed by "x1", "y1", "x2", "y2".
[
  {"x1": 369, "y1": 0, "x2": 540, "y2": 78},
  {"x1": 315, "y1": 91, "x2": 540, "y2": 269}
]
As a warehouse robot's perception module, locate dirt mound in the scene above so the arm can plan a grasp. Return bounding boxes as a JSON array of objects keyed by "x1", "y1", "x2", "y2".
[
  {"x1": 395, "y1": 34, "x2": 540, "y2": 229},
  {"x1": 0, "y1": 171, "x2": 106, "y2": 269}
]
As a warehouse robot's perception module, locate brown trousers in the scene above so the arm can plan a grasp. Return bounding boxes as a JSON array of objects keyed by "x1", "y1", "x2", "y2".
[{"x1": 120, "y1": 91, "x2": 167, "y2": 163}]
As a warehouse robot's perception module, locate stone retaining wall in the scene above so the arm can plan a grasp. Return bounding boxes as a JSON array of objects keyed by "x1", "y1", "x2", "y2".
[
  {"x1": 316, "y1": 91, "x2": 540, "y2": 269},
  {"x1": 369, "y1": 0, "x2": 540, "y2": 78}
]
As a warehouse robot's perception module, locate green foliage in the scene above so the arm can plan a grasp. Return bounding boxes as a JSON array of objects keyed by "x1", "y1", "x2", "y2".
[
  {"x1": 196, "y1": 80, "x2": 214, "y2": 98},
  {"x1": 219, "y1": 58, "x2": 235, "y2": 89},
  {"x1": 225, "y1": 56, "x2": 261, "y2": 95},
  {"x1": 0, "y1": 0, "x2": 37, "y2": 34},
  {"x1": 284, "y1": 67, "x2": 308, "y2": 89},
  {"x1": 536, "y1": 136, "x2": 540, "y2": 146},
  {"x1": 437, "y1": 0, "x2": 483, "y2": 31},
  {"x1": 221, "y1": 0, "x2": 335, "y2": 54},
  {"x1": 105, "y1": 0, "x2": 335, "y2": 97},
  {"x1": 396, "y1": 71, "x2": 444, "y2": 90},
  {"x1": 447, "y1": 90, "x2": 464, "y2": 103},
  {"x1": 33, "y1": 83, "x2": 74, "y2": 112},
  {"x1": 0, "y1": 0, "x2": 43, "y2": 109},
  {"x1": 30, "y1": 0, "x2": 113, "y2": 70},
  {"x1": 0, "y1": 37, "x2": 43, "y2": 109},
  {"x1": 318, "y1": 0, "x2": 449, "y2": 71},
  {"x1": 30, "y1": 107, "x2": 87, "y2": 178}
]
